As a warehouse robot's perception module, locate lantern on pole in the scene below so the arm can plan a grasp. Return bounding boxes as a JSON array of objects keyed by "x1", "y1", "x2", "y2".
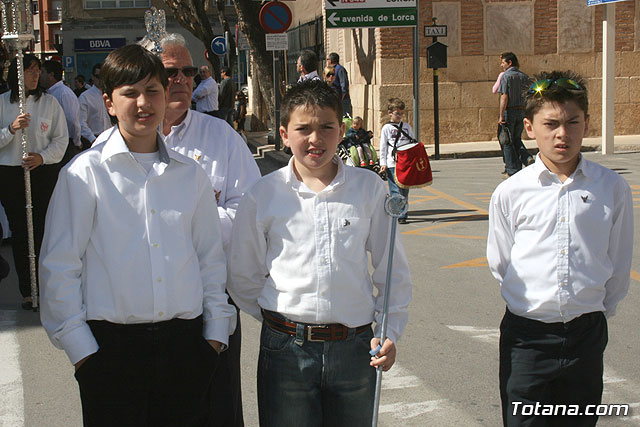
[
  {"x1": 1, "y1": 0, "x2": 38, "y2": 310},
  {"x1": 143, "y1": 7, "x2": 167, "y2": 55}
]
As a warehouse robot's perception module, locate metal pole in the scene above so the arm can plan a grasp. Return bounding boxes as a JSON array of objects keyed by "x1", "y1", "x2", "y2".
[
  {"x1": 602, "y1": 3, "x2": 615, "y2": 155},
  {"x1": 412, "y1": 2, "x2": 420, "y2": 142},
  {"x1": 2, "y1": 0, "x2": 38, "y2": 310},
  {"x1": 273, "y1": 51, "x2": 281, "y2": 151},
  {"x1": 371, "y1": 195, "x2": 408, "y2": 427},
  {"x1": 433, "y1": 69, "x2": 440, "y2": 160}
]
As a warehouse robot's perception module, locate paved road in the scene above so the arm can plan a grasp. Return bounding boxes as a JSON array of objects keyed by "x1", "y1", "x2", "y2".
[{"x1": 1, "y1": 152, "x2": 638, "y2": 426}]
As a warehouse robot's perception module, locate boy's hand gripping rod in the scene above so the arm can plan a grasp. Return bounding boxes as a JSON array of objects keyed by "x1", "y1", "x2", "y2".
[{"x1": 370, "y1": 194, "x2": 408, "y2": 427}]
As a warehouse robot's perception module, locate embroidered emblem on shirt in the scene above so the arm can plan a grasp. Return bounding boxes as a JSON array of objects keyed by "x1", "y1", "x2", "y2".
[
  {"x1": 40, "y1": 121, "x2": 49, "y2": 133},
  {"x1": 194, "y1": 154, "x2": 201, "y2": 161},
  {"x1": 581, "y1": 195, "x2": 589, "y2": 203},
  {"x1": 343, "y1": 219, "x2": 350, "y2": 227},
  {"x1": 214, "y1": 189, "x2": 221, "y2": 203}
]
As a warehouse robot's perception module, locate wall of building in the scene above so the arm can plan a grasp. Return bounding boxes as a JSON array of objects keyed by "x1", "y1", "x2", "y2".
[
  {"x1": 327, "y1": 0, "x2": 640, "y2": 146},
  {"x1": 62, "y1": 0, "x2": 234, "y2": 84}
]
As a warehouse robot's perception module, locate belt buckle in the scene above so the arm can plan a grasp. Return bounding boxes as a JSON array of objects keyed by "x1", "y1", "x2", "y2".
[{"x1": 306, "y1": 325, "x2": 330, "y2": 342}]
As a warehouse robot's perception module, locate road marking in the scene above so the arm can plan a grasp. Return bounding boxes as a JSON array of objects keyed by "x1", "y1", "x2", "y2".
[
  {"x1": 379, "y1": 400, "x2": 446, "y2": 419},
  {"x1": 424, "y1": 187, "x2": 488, "y2": 215},
  {"x1": 253, "y1": 144, "x2": 276, "y2": 159},
  {"x1": 382, "y1": 364, "x2": 421, "y2": 390},
  {"x1": 441, "y1": 257, "x2": 489, "y2": 269},
  {"x1": 0, "y1": 310, "x2": 24, "y2": 427},
  {"x1": 446, "y1": 325, "x2": 500, "y2": 344}
]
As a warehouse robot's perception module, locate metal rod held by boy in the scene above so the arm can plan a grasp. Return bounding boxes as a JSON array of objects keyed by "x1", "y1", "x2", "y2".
[
  {"x1": 370, "y1": 194, "x2": 409, "y2": 427},
  {"x1": 1, "y1": 0, "x2": 38, "y2": 310}
]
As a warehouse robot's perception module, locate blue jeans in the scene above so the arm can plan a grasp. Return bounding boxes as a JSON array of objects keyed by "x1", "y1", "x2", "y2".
[
  {"x1": 502, "y1": 110, "x2": 530, "y2": 176},
  {"x1": 386, "y1": 167, "x2": 409, "y2": 220},
  {"x1": 258, "y1": 321, "x2": 376, "y2": 427}
]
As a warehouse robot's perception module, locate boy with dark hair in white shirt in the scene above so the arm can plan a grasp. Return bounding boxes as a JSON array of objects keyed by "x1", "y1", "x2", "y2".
[
  {"x1": 487, "y1": 70, "x2": 633, "y2": 427},
  {"x1": 227, "y1": 79, "x2": 412, "y2": 427},
  {"x1": 39, "y1": 44, "x2": 235, "y2": 426}
]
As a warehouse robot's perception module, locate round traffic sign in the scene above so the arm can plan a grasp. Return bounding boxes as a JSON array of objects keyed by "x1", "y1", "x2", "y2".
[
  {"x1": 211, "y1": 36, "x2": 227, "y2": 55},
  {"x1": 259, "y1": 1, "x2": 292, "y2": 34}
]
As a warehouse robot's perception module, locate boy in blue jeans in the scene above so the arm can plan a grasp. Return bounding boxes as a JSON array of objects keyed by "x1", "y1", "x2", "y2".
[
  {"x1": 227, "y1": 80, "x2": 412, "y2": 427},
  {"x1": 39, "y1": 45, "x2": 235, "y2": 426},
  {"x1": 487, "y1": 70, "x2": 633, "y2": 426}
]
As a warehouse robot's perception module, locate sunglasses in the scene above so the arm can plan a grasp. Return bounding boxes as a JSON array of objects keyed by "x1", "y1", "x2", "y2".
[
  {"x1": 165, "y1": 66, "x2": 198, "y2": 78},
  {"x1": 326, "y1": 73, "x2": 335, "y2": 77},
  {"x1": 527, "y1": 78, "x2": 584, "y2": 95}
]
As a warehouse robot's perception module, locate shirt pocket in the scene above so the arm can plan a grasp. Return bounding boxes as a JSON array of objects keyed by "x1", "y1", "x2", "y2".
[{"x1": 336, "y1": 217, "x2": 371, "y2": 263}]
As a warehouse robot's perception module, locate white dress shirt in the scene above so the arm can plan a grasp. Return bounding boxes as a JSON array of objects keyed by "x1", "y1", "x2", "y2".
[
  {"x1": 297, "y1": 70, "x2": 321, "y2": 83},
  {"x1": 78, "y1": 85, "x2": 111, "y2": 143},
  {"x1": 163, "y1": 110, "x2": 261, "y2": 246},
  {"x1": 40, "y1": 127, "x2": 236, "y2": 365},
  {"x1": 227, "y1": 157, "x2": 412, "y2": 344},
  {"x1": 0, "y1": 91, "x2": 68, "y2": 165},
  {"x1": 192, "y1": 76, "x2": 218, "y2": 112},
  {"x1": 94, "y1": 112, "x2": 261, "y2": 246},
  {"x1": 487, "y1": 154, "x2": 634, "y2": 323},
  {"x1": 47, "y1": 80, "x2": 81, "y2": 147},
  {"x1": 379, "y1": 122, "x2": 414, "y2": 168}
]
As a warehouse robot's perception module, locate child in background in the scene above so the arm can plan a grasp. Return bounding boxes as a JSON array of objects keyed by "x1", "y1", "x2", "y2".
[
  {"x1": 379, "y1": 98, "x2": 414, "y2": 224},
  {"x1": 227, "y1": 80, "x2": 412, "y2": 427},
  {"x1": 345, "y1": 116, "x2": 375, "y2": 166}
]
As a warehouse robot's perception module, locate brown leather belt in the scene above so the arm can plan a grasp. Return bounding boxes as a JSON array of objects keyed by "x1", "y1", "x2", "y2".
[{"x1": 262, "y1": 310, "x2": 371, "y2": 342}]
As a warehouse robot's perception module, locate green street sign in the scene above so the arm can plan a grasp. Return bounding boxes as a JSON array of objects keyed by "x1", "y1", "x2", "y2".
[{"x1": 326, "y1": 8, "x2": 417, "y2": 29}]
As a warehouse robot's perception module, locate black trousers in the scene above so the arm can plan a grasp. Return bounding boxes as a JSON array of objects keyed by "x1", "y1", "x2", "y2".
[
  {"x1": 209, "y1": 298, "x2": 244, "y2": 427},
  {"x1": 499, "y1": 308, "x2": 608, "y2": 427},
  {"x1": 77, "y1": 316, "x2": 219, "y2": 427},
  {"x1": 0, "y1": 164, "x2": 59, "y2": 298}
]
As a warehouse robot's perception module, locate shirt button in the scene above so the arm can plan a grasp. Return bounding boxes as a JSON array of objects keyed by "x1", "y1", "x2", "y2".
[
  {"x1": 151, "y1": 209, "x2": 156, "y2": 214},
  {"x1": 153, "y1": 243, "x2": 159, "y2": 248},
  {"x1": 157, "y1": 277, "x2": 162, "y2": 283},
  {"x1": 560, "y1": 249, "x2": 565, "y2": 255},
  {"x1": 158, "y1": 312, "x2": 164, "y2": 317},
  {"x1": 560, "y1": 217, "x2": 565, "y2": 222}
]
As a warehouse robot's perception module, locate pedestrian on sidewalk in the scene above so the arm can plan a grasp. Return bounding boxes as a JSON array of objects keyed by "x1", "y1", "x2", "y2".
[
  {"x1": 497, "y1": 52, "x2": 535, "y2": 176},
  {"x1": 488, "y1": 70, "x2": 634, "y2": 426},
  {"x1": 227, "y1": 80, "x2": 412, "y2": 427}
]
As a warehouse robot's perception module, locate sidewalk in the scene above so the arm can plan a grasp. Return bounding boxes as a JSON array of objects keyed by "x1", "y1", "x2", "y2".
[{"x1": 246, "y1": 131, "x2": 640, "y2": 168}]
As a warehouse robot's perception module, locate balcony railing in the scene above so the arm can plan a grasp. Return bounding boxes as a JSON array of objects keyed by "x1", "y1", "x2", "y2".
[{"x1": 45, "y1": 9, "x2": 63, "y2": 22}]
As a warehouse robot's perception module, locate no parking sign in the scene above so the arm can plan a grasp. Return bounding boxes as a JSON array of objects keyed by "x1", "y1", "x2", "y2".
[{"x1": 259, "y1": 1, "x2": 292, "y2": 34}]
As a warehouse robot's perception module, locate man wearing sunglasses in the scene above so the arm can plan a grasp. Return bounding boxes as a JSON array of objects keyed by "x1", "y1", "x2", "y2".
[
  {"x1": 192, "y1": 65, "x2": 219, "y2": 117},
  {"x1": 497, "y1": 52, "x2": 534, "y2": 176},
  {"x1": 159, "y1": 34, "x2": 261, "y2": 427}
]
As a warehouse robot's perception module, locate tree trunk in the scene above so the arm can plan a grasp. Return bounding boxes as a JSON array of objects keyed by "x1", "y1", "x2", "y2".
[{"x1": 232, "y1": 0, "x2": 274, "y2": 126}]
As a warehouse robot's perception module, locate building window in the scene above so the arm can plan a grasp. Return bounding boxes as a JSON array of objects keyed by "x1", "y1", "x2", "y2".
[
  {"x1": 84, "y1": 0, "x2": 150, "y2": 9},
  {"x1": 32, "y1": 1, "x2": 39, "y2": 14},
  {"x1": 34, "y1": 30, "x2": 40, "y2": 43}
]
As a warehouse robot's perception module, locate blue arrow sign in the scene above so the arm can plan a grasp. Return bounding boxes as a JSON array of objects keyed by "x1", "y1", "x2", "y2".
[
  {"x1": 587, "y1": 0, "x2": 629, "y2": 4},
  {"x1": 211, "y1": 36, "x2": 227, "y2": 55}
]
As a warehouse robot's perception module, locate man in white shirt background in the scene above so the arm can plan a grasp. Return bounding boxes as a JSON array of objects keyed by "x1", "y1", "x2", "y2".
[
  {"x1": 296, "y1": 50, "x2": 321, "y2": 83},
  {"x1": 192, "y1": 65, "x2": 218, "y2": 117},
  {"x1": 78, "y1": 63, "x2": 112, "y2": 149},
  {"x1": 39, "y1": 59, "x2": 81, "y2": 164},
  {"x1": 160, "y1": 34, "x2": 261, "y2": 427}
]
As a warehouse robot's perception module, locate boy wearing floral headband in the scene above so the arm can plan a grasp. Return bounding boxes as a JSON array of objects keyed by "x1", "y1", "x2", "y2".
[{"x1": 487, "y1": 70, "x2": 634, "y2": 426}]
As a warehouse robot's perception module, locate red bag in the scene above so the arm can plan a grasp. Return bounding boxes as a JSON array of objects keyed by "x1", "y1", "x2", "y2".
[{"x1": 394, "y1": 141, "x2": 433, "y2": 189}]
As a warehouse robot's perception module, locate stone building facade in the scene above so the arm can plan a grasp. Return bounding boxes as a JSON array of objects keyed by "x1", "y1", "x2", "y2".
[{"x1": 324, "y1": 0, "x2": 640, "y2": 145}]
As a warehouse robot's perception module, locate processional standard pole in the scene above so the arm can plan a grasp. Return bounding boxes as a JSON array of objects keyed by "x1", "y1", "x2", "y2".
[
  {"x1": 143, "y1": 6, "x2": 166, "y2": 55},
  {"x1": 1, "y1": 0, "x2": 38, "y2": 310}
]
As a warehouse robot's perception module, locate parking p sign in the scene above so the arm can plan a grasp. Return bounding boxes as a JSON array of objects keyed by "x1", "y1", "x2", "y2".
[{"x1": 63, "y1": 56, "x2": 75, "y2": 71}]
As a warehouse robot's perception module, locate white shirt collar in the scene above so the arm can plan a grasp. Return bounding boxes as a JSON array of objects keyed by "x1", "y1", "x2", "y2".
[
  {"x1": 100, "y1": 126, "x2": 170, "y2": 164},
  {"x1": 285, "y1": 155, "x2": 345, "y2": 193}
]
